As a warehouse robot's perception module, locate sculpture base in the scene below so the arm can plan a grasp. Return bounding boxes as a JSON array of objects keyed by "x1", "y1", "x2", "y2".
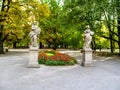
[
  {"x1": 27, "y1": 64, "x2": 40, "y2": 68},
  {"x1": 27, "y1": 46, "x2": 40, "y2": 68},
  {"x1": 81, "y1": 49, "x2": 93, "y2": 67}
]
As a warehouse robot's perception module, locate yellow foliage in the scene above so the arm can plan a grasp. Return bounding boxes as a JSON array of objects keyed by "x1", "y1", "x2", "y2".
[
  {"x1": 24, "y1": 1, "x2": 50, "y2": 22},
  {"x1": 2, "y1": 0, "x2": 51, "y2": 44}
]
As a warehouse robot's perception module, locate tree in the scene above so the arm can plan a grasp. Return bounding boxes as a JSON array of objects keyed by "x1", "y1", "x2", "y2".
[
  {"x1": 0, "y1": 0, "x2": 12, "y2": 54},
  {"x1": 62, "y1": 0, "x2": 120, "y2": 54},
  {"x1": 40, "y1": 0, "x2": 63, "y2": 50},
  {"x1": 0, "y1": 0, "x2": 50, "y2": 53},
  {"x1": 116, "y1": 0, "x2": 120, "y2": 55}
]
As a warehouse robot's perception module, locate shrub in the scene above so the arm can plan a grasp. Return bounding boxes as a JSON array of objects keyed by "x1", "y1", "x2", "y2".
[{"x1": 38, "y1": 50, "x2": 77, "y2": 66}]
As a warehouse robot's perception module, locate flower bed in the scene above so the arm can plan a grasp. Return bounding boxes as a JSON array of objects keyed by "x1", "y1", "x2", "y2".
[{"x1": 38, "y1": 50, "x2": 77, "y2": 66}]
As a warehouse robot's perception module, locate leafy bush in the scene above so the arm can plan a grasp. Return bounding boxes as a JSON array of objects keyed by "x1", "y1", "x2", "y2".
[
  {"x1": 94, "y1": 51, "x2": 120, "y2": 57},
  {"x1": 38, "y1": 50, "x2": 77, "y2": 66}
]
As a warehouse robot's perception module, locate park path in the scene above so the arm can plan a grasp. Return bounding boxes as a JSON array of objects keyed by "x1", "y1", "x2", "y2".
[{"x1": 0, "y1": 49, "x2": 120, "y2": 90}]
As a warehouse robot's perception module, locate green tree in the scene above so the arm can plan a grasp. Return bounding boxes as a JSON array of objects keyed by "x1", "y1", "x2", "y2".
[
  {"x1": 40, "y1": 0, "x2": 63, "y2": 50},
  {"x1": 63, "y1": 0, "x2": 120, "y2": 54}
]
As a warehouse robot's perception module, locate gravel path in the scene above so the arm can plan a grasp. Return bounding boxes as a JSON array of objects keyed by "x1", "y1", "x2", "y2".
[{"x1": 0, "y1": 49, "x2": 120, "y2": 90}]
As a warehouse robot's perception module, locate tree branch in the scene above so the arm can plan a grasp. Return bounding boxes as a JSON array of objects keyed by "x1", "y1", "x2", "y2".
[{"x1": 100, "y1": 35, "x2": 118, "y2": 43}]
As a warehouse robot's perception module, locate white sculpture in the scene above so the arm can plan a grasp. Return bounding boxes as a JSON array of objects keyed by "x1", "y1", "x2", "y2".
[
  {"x1": 29, "y1": 21, "x2": 41, "y2": 47},
  {"x1": 83, "y1": 25, "x2": 94, "y2": 50}
]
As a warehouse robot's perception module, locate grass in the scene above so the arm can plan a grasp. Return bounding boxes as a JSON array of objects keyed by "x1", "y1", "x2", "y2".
[{"x1": 46, "y1": 52, "x2": 54, "y2": 56}]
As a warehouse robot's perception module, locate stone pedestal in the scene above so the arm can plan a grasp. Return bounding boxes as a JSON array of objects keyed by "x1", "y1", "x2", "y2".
[
  {"x1": 27, "y1": 46, "x2": 40, "y2": 68},
  {"x1": 4, "y1": 47, "x2": 8, "y2": 52},
  {"x1": 81, "y1": 49, "x2": 93, "y2": 67}
]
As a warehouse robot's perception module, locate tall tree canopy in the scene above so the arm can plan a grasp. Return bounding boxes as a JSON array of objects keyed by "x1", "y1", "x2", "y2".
[
  {"x1": 0, "y1": 0, "x2": 120, "y2": 55},
  {"x1": 0, "y1": 0, "x2": 50, "y2": 53}
]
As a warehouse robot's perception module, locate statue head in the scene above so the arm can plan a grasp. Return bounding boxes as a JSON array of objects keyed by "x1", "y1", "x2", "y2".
[
  {"x1": 31, "y1": 21, "x2": 38, "y2": 30},
  {"x1": 86, "y1": 25, "x2": 90, "y2": 29},
  {"x1": 33, "y1": 21, "x2": 38, "y2": 25}
]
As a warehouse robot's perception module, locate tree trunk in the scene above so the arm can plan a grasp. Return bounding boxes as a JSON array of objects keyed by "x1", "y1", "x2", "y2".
[
  {"x1": 117, "y1": 0, "x2": 120, "y2": 55},
  {"x1": 0, "y1": 25, "x2": 4, "y2": 54},
  {"x1": 0, "y1": 0, "x2": 11, "y2": 54},
  {"x1": 118, "y1": 20, "x2": 120, "y2": 55},
  {"x1": 0, "y1": 40, "x2": 4, "y2": 54},
  {"x1": 13, "y1": 42, "x2": 17, "y2": 49},
  {"x1": 107, "y1": 16, "x2": 114, "y2": 53},
  {"x1": 53, "y1": 42, "x2": 57, "y2": 50},
  {"x1": 39, "y1": 42, "x2": 42, "y2": 49},
  {"x1": 110, "y1": 32, "x2": 114, "y2": 53}
]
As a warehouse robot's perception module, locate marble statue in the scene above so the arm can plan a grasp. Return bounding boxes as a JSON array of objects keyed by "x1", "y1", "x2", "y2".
[
  {"x1": 83, "y1": 25, "x2": 94, "y2": 50},
  {"x1": 29, "y1": 21, "x2": 41, "y2": 47}
]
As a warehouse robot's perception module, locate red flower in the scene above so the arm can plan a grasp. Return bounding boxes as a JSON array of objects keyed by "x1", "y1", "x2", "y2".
[{"x1": 38, "y1": 50, "x2": 74, "y2": 62}]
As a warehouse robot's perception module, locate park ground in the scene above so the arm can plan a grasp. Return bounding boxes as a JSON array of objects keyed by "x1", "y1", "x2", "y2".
[{"x1": 0, "y1": 49, "x2": 120, "y2": 90}]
